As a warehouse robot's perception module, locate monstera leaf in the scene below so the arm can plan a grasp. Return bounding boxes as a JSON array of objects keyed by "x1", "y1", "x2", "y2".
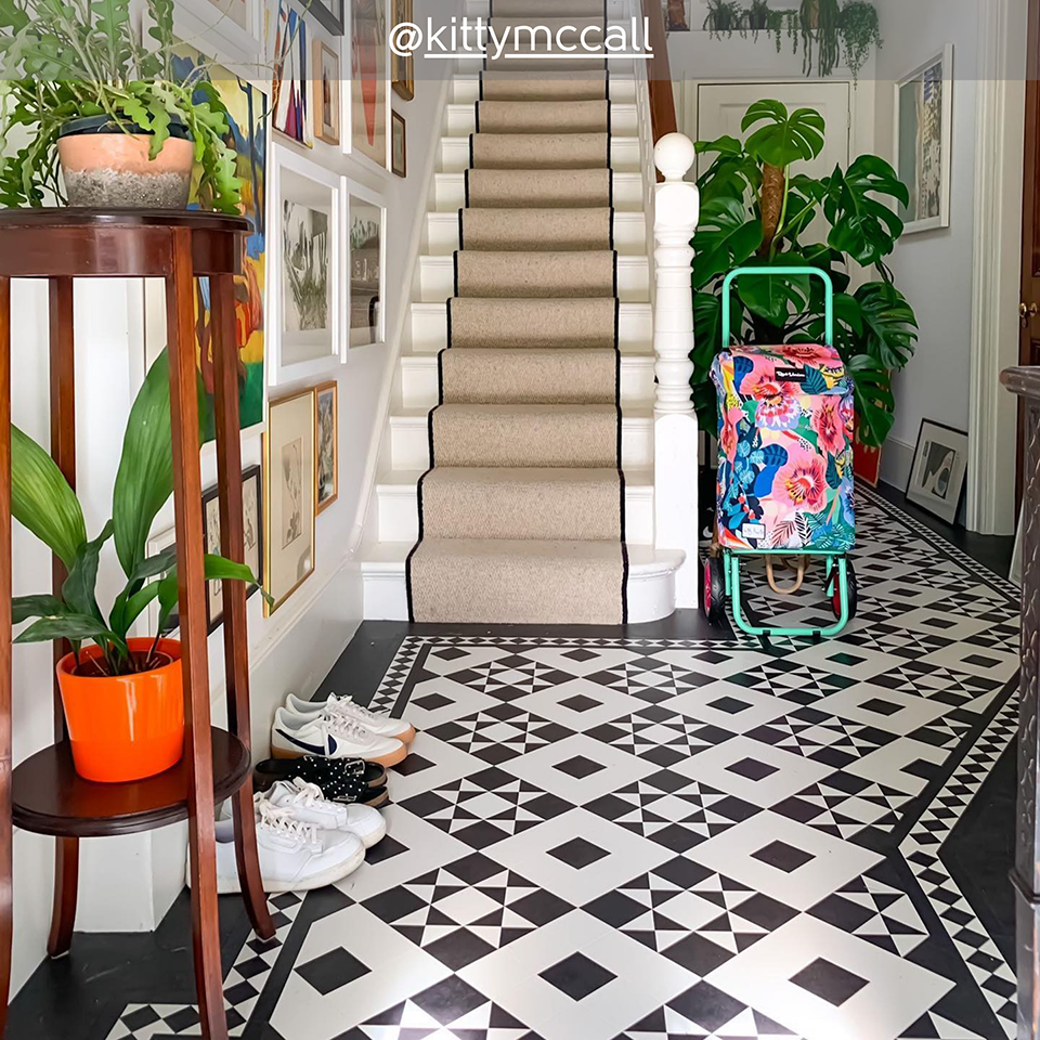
[
  {"x1": 742, "y1": 100, "x2": 825, "y2": 168},
  {"x1": 692, "y1": 196, "x2": 763, "y2": 288},
  {"x1": 823, "y1": 156, "x2": 909, "y2": 265},
  {"x1": 846, "y1": 354, "x2": 895, "y2": 448},
  {"x1": 734, "y1": 260, "x2": 810, "y2": 328},
  {"x1": 855, "y1": 280, "x2": 918, "y2": 370}
]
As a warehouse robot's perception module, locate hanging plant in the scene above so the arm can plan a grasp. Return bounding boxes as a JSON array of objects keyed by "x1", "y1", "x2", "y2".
[
  {"x1": 799, "y1": 0, "x2": 840, "y2": 77},
  {"x1": 704, "y1": 0, "x2": 744, "y2": 38},
  {"x1": 839, "y1": 0, "x2": 882, "y2": 80}
]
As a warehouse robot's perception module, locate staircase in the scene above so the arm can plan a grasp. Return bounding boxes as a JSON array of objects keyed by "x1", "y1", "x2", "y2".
[{"x1": 360, "y1": 0, "x2": 699, "y2": 624}]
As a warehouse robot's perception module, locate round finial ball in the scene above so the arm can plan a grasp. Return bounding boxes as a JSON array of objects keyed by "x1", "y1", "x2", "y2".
[{"x1": 654, "y1": 133, "x2": 696, "y2": 180}]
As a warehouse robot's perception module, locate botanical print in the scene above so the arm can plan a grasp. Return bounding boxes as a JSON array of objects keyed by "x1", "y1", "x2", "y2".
[
  {"x1": 282, "y1": 201, "x2": 330, "y2": 333},
  {"x1": 282, "y1": 437, "x2": 304, "y2": 549},
  {"x1": 171, "y1": 44, "x2": 267, "y2": 441},
  {"x1": 205, "y1": 494, "x2": 223, "y2": 621},
  {"x1": 316, "y1": 383, "x2": 337, "y2": 510},
  {"x1": 273, "y1": 1, "x2": 313, "y2": 147},
  {"x1": 351, "y1": 0, "x2": 387, "y2": 165},
  {"x1": 711, "y1": 343, "x2": 855, "y2": 552},
  {"x1": 898, "y1": 55, "x2": 944, "y2": 225},
  {"x1": 349, "y1": 198, "x2": 381, "y2": 346},
  {"x1": 203, "y1": 469, "x2": 262, "y2": 630}
]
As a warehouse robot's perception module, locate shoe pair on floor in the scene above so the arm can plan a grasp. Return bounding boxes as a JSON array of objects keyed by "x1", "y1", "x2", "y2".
[
  {"x1": 271, "y1": 692, "x2": 415, "y2": 767},
  {"x1": 254, "y1": 754, "x2": 390, "y2": 808},
  {"x1": 204, "y1": 777, "x2": 387, "y2": 894}
]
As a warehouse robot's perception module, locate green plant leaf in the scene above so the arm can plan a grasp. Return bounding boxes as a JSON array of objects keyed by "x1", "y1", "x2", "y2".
[
  {"x1": 62, "y1": 519, "x2": 113, "y2": 622},
  {"x1": 121, "y1": 580, "x2": 161, "y2": 630},
  {"x1": 742, "y1": 100, "x2": 825, "y2": 168},
  {"x1": 112, "y1": 349, "x2": 174, "y2": 579},
  {"x1": 14, "y1": 612, "x2": 118, "y2": 645},
  {"x1": 155, "y1": 554, "x2": 269, "y2": 633},
  {"x1": 823, "y1": 155, "x2": 909, "y2": 265},
  {"x1": 692, "y1": 196, "x2": 764, "y2": 287},
  {"x1": 846, "y1": 353, "x2": 895, "y2": 447},
  {"x1": 694, "y1": 134, "x2": 743, "y2": 157},
  {"x1": 11, "y1": 424, "x2": 86, "y2": 568},
  {"x1": 855, "y1": 280, "x2": 918, "y2": 370},
  {"x1": 130, "y1": 548, "x2": 177, "y2": 582},
  {"x1": 12, "y1": 593, "x2": 68, "y2": 624},
  {"x1": 734, "y1": 261, "x2": 810, "y2": 327}
]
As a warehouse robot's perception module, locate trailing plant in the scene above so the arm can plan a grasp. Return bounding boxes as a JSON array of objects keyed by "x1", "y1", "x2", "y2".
[
  {"x1": 691, "y1": 99, "x2": 918, "y2": 448},
  {"x1": 704, "y1": 0, "x2": 744, "y2": 37},
  {"x1": 838, "y1": 0, "x2": 882, "y2": 79},
  {"x1": 0, "y1": 0, "x2": 242, "y2": 211},
  {"x1": 798, "y1": 0, "x2": 840, "y2": 77},
  {"x1": 11, "y1": 350, "x2": 268, "y2": 676},
  {"x1": 744, "y1": 0, "x2": 775, "y2": 37}
]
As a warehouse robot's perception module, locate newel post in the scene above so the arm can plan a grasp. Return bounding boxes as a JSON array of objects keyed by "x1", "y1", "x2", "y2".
[{"x1": 652, "y1": 133, "x2": 700, "y2": 608}]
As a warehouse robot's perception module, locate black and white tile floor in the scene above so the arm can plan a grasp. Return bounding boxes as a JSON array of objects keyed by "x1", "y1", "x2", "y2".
[{"x1": 109, "y1": 488, "x2": 1021, "y2": 1040}]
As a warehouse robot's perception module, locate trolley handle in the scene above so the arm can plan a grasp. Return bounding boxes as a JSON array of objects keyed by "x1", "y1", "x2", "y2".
[{"x1": 720, "y1": 266, "x2": 834, "y2": 348}]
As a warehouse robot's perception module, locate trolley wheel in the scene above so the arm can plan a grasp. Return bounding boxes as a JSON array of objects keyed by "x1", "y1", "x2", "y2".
[
  {"x1": 702, "y1": 556, "x2": 727, "y2": 625},
  {"x1": 830, "y1": 558, "x2": 858, "y2": 622}
]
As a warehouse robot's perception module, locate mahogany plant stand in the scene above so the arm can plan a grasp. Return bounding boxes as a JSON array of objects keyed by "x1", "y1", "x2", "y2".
[{"x1": 0, "y1": 209, "x2": 275, "y2": 1039}]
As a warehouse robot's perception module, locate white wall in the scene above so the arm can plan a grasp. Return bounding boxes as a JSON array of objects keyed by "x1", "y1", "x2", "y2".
[
  {"x1": 873, "y1": 0, "x2": 979, "y2": 491},
  {"x1": 9, "y1": 0, "x2": 453, "y2": 995}
]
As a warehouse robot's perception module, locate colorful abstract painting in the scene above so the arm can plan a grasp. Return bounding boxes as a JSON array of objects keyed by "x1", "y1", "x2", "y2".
[
  {"x1": 350, "y1": 0, "x2": 386, "y2": 166},
  {"x1": 273, "y1": 2, "x2": 313, "y2": 147},
  {"x1": 172, "y1": 44, "x2": 267, "y2": 440}
]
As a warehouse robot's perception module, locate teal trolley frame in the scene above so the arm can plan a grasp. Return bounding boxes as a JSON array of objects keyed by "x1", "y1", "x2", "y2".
[{"x1": 707, "y1": 266, "x2": 855, "y2": 641}]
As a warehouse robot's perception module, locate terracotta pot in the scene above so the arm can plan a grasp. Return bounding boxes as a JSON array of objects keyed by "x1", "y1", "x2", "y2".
[
  {"x1": 57, "y1": 117, "x2": 194, "y2": 209},
  {"x1": 56, "y1": 638, "x2": 185, "y2": 783}
]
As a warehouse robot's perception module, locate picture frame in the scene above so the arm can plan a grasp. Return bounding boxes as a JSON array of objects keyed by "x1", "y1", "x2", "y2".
[
  {"x1": 272, "y1": 0, "x2": 313, "y2": 147},
  {"x1": 308, "y1": 0, "x2": 344, "y2": 36},
  {"x1": 390, "y1": 0, "x2": 415, "y2": 100},
  {"x1": 203, "y1": 466, "x2": 264, "y2": 632},
  {"x1": 264, "y1": 389, "x2": 317, "y2": 615},
  {"x1": 905, "y1": 418, "x2": 968, "y2": 524},
  {"x1": 313, "y1": 39, "x2": 341, "y2": 145},
  {"x1": 347, "y1": 181, "x2": 386, "y2": 348},
  {"x1": 315, "y1": 381, "x2": 339, "y2": 513},
  {"x1": 172, "y1": 0, "x2": 263, "y2": 66},
  {"x1": 145, "y1": 526, "x2": 179, "y2": 636},
  {"x1": 391, "y1": 109, "x2": 406, "y2": 178},
  {"x1": 269, "y1": 144, "x2": 344, "y2": 384},
  {"x1": 894, "y1": 45, "x2": 953, "y2": 234},
  {"x1": 349, "y1": 0, "x2": 388, "y2": 168}
]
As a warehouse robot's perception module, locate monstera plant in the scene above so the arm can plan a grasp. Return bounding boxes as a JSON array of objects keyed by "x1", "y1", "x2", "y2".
[{"x1": 691, "y1": 99, "x2": 918, "y2": 448}]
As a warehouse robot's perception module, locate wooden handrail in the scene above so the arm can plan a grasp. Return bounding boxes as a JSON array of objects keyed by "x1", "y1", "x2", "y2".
[{"x1": 644, "y1": 0, "x2": 677, "y2": 142}]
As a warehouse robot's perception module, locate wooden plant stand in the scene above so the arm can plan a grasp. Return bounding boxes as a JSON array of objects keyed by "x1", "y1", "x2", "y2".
[{"x1": 0, "y1": 209, "x2": 275, "y2": 1039}]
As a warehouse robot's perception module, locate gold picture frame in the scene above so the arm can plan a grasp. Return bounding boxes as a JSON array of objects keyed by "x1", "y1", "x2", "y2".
[
  {"x1": 390, "y1": 0, "x2": 414, "y2": 100},
  {"x1": 315, "y1": 380, "x2": 339, "y2": 513},
  {"x1": 264, "y1": 388, "x2": 317, "y2": 615},
  {"x1": 313, "y1": 39, "x2": 341, "y2": 145}
]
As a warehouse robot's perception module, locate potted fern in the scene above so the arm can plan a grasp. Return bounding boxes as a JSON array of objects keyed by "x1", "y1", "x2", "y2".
[
  {"x1": 12, "y1": 351, "x2": 266, "y2": 782},
  {"x1": 0, "y1": 0, "x2": 243, "y2": 211}
]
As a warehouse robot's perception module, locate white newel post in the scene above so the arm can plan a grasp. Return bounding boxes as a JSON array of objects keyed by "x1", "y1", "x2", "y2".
[{"x1": 652, "y1": 133, "x2": 701, "y2": 609}]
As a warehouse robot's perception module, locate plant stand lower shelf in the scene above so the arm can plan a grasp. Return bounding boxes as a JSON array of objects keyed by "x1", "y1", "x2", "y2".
[
  {"x1": 12, "y1": 730, "x2": 249, "y2": 838},
  {"x1": 0, "y1": 208, "x2": 276, "y2": 1039}
]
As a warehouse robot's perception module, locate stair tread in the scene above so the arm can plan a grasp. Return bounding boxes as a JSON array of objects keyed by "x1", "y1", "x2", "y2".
[
  {"x1": 391, "y1": 405, "x2": 652, "y2": 419},
  {"x1": 377, "y1": 466, "x2": 654, "y2": 488},
  {"x1": 362, "y1": 540, "x2": 683, "y2": 570}
]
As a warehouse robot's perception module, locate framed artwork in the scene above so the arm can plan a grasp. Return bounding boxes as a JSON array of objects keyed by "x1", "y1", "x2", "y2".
[
  {"x1": 203, "y1": 466, "x2": 263, "y2": 631},
  {"x1": 314, "y1": 40, "x2": 342, "y2": 145},
  {"x1": 308, "y1": 0, "x2": 344, "y2": 36},
  {"x1": 164, "y1": 44, "x2": 267, "y2": 442},
  {"x1": 177, "y1": 0, "x2": 263, "y2": 61},
  {"x1": 349, "y1": 0, "x2": 387, "y2": 167},
  {"x1": 265, "y1": 390, "x2": 316, "y2": 614},
  {"x1": 272, "y1": 1, "x2": 313, "y2": 147},
  {"x1": 894, "y1": 45, "x2": 953, "y2": 234},
  {"x1": 390, "y1": 0, "x2": 414, "y2": 100},
  {"x1": 906, "y1": 418, "x2": 968, "y2": 524},
  {"x1": 145, "y1": 527, "x2": 179, "y2": 636},
  {"x1": 391, "y1": 110, "x2": 406, "y2": 177},
  {"x1": 315, "y1": 381, "x2": 338, "y2": 512},
  {"x1": 270, "y1": 145, "x2": 342, "y2": 384},
  {"x1": 348, "y1": 184, "x2": 385, "y2": 347},
  {"x1": 664, "y1": 0, "x2": 689, "y2": 32}
]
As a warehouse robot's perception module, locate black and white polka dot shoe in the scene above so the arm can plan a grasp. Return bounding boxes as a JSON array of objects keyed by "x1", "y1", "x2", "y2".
[{"x1": 254, "y1": 757, "x2": 388, "y2": 804}]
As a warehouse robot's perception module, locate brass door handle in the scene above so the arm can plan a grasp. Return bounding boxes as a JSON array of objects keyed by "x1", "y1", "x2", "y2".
[{"x1": 1021, "y1": 301, "x2": 1038, "y2": 325}]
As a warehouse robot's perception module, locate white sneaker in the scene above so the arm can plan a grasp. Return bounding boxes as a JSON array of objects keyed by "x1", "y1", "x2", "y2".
[
  {"x1": 271, "y1": 707, "x2": 407, "y2": 766},
  {"x1": 199, "y1": 800, "x2": 364, "y2": 894},
  {"x1": 284, "y1": 692, "x2": 416, "y2": 744},
  {"x1": 265, "y1": 778, "x2": 387, "y2": 849}
]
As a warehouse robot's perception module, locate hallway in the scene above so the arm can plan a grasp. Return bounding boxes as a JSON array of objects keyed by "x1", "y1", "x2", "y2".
[{"x1": 10, "y1": 487, "x2": 1018, "y2": 1040}]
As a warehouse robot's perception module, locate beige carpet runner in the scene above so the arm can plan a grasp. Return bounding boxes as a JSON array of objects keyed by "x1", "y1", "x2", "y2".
[{"x1": 406, "y1": 4, "x2": 628, "y2": 625}]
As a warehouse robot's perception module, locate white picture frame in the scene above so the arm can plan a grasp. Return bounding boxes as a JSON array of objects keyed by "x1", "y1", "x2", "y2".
[
  {"x1": 167, "y1": 0, "x2": 264, "y2": 70},
  {"x1": 343, "y1": 0, "x2": 390, "y2": 171},
  {"x1": 906, "y1": 418, "x2": 968, "y2": 524},
  {"x1": 268, "y1": 143, "x2": 346, "y2": 384},
  {"x1": 894, "y1": 44, "x2": 953, "y2": 234},
  {"x1": 346, "y1": 179, "x2": 386, "y2": 349}
]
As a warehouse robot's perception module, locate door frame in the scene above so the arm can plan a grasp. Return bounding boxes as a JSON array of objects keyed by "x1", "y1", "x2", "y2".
[{"x1": 967, "y1": 0, "x2": 1028, "y2": 536}]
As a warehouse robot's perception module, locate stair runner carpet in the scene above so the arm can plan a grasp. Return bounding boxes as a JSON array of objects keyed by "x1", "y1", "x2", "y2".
[{"x1": 405, "y1": 1, "x2": 629, "y2": 624}]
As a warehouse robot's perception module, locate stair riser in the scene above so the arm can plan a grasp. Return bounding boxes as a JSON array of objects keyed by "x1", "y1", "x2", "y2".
[
  {"x1": 452, "y1": 76, "x2": 636, "y2": 105},
  {"x1": 362, "y1": 559, "x2": 674, "y2": 623},
  {"x1": 433, "y1": 172, "x2": 643, "y2": 211},
  {"x1": 376, "y1": 483, "x2": 653, "y2": 543},
  {"x1": 419, "y1": 255, "x2": 649, "y2": 303},
  {"x1": 447, "y1": 103, "x2": 637, "y2": 137},
  {"x1": 440, "y1": 136, "x2": 640, "y2": 174},
  {"x1": 400, "y1": 356, "x2": 654, "y2": 408},
  {"x1": 408, "y1": 301, "x2": 652, "y2": 353},
  {"x1": 455, "y1": 56, "x2": 637, "y2": 75},
  {"x1": 390, "y1": 416, "x2": 652, "y2": 469},
  {"x1": 426, "y1": 211, "x2": 645, "y2": 254}
]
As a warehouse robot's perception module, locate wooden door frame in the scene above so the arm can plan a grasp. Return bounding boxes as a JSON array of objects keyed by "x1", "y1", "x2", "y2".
[{"x1": 967, "y1": 0, "x2": 1029, "y2": 536}]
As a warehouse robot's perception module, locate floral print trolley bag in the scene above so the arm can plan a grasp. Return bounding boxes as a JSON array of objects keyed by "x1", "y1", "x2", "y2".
[{"x1": 703, "y1": 266, "x2": 857, "y2": 640}]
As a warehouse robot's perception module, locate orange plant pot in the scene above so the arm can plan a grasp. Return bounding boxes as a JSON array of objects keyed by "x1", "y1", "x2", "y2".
[{"x1": 56, "y1": 638, "x2": 185, "y2": 783}]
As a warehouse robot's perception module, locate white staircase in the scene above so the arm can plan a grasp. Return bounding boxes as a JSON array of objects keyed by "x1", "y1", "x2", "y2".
[{"x1": 358, "y1": 37, "x2": 701, "y2": 624}]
